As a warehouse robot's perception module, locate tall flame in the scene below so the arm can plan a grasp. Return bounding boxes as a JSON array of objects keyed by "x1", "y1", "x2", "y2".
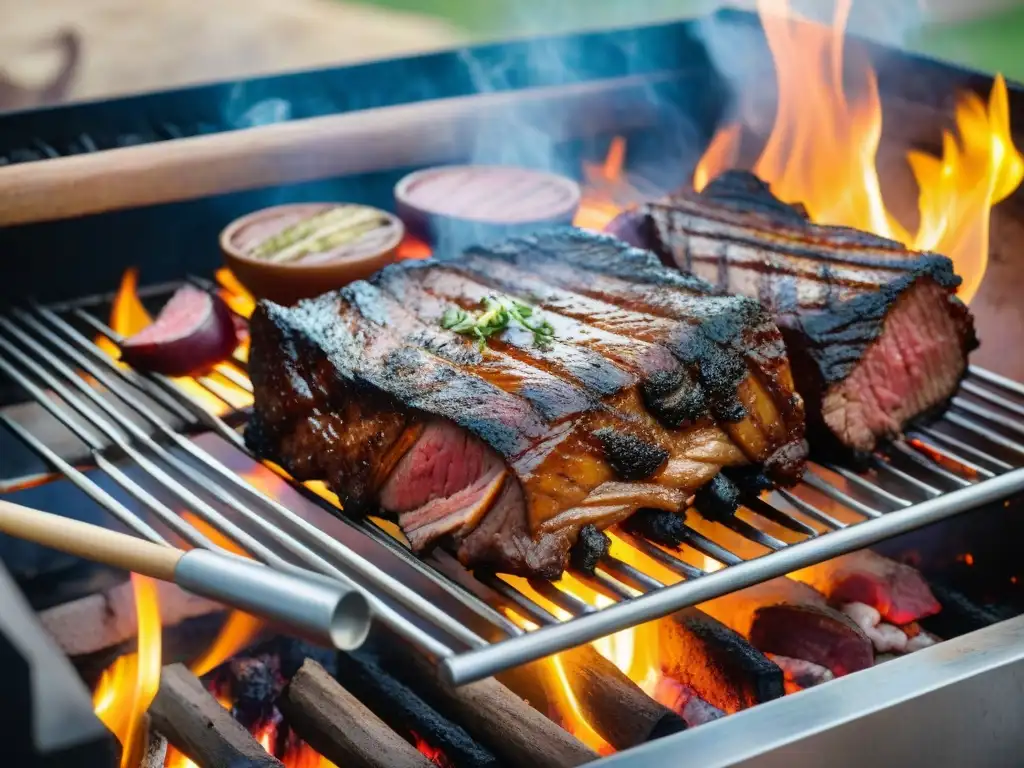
[
  {"x1": 694, "y1": 0, "x2": 1024, "y2": 304},
  {"x1": 92, "y1": 574, "x2": 162, "y2": 768}
]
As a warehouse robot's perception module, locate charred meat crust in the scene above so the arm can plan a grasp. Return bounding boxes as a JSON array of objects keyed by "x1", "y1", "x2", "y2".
[
  {"x1": 594, "y1": 427, "x2": 669, "y2": 481},
  {"x1": 463, "y1": 230, "x2": 793, "y2": 427},
  {"x1": 246, "y1": 228, "x2": 808, "y2": 576},
  {"x1": 570, "y1": 524, "x2": 612, "y2": 573},
  {"x1": 624, "y1": 170, "x2": 977, "y2": 454}
]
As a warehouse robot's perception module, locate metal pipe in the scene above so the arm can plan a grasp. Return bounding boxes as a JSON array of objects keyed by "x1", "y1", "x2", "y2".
[
  {"x1": 441, "y1": 467, "x2": 1024, "y2": 685},
  {"x1": 175, "y1": 549, "x2": 371, "y2": 650},
  {"x1": 13, "y1": 310, "x2": 491, "y2": 649}
]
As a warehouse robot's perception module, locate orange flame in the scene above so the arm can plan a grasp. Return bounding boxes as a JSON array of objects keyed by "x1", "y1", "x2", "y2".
[
  {"x1": 693, "y1": 0, "x2": 1024, "y2": 304},
  {"x1": 573, "y1": 137, "x2": 648, "y2": 232},
  {"x1": 96, "y1": 268, "x2": 152, "y2": 359},
  {"x1": 92, "y1": 573, "x2": 162, "y2": 768},
  {"x1": 693, "y1": 123, "x2": 742, "y2": 193}
]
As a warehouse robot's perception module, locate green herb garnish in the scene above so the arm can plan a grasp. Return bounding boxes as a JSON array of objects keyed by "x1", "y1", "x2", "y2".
[{"x1": 440, "y1": 295, "x2": 554, "y2": 350}]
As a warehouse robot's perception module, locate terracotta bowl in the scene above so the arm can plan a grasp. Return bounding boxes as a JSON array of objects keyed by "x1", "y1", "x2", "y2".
[{"x1": 220, "y1": 202, "x2": 404, "y2": 305}]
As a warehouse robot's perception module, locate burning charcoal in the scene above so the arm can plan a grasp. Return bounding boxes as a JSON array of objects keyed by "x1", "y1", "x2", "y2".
[
  {"x1": 375, "y1": 637, "x2": 598, "y2": 767},
  {"x1": 839, "y1": 602, "x2": 908, "y2": 654},
  {"x1": 789, "y1": 550, "x2": 941, "y2": 625},
  {"x1": 335, "y1": 650, "x2": 498, "y2": 768},
  {"x1": 620, "y1": 508, "x2": 688, "y2": 547},
  {"x1": 700, "y1": 577, "x2": 874, "y2": 677},
  {"x1": 569, "y1": 525, "x2": 610, "y2": 574},
  {"x1": 657, "y1": 607, "x2": 785, "y2": 713},
  {"x1": 150, "y1": 664, "x2": 284, "y2": 768},
  {"x1": 766, "y1": 654, "x2": 834, "y2": 690},
  {"x1": 276, "y1": 638, "x2": 337, "y2": 680},
  {"x1": 226, "y1": 656, "x2": 283, "y2": 729},
  {"x1": 279, "y1": 660, "x2": 434, "y2": 768},
  {"x1": 501, "y1": 643, "x2": 686, "y2": 750},
  {"x1": 920, "y1": 581, "x2": 1010, "y2": 639}
]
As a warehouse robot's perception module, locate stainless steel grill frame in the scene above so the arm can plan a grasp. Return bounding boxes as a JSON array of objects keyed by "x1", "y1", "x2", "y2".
[{"x1": 2, "y1": 279, "x2": 1024, "y2": 686}]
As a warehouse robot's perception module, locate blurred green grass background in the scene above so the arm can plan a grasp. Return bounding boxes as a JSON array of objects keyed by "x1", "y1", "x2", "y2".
[{"x1": 354, "y1": 0, "x2": 1024, "y2": 82}]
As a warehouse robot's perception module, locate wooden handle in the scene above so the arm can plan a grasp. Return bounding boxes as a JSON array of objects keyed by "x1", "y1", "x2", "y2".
[
  {"x1": 0, "y1": 73, "x2": 673, "y2": 227},
  {"x1": 0, "y1": 499, "x2": 184, "y2": 581}
]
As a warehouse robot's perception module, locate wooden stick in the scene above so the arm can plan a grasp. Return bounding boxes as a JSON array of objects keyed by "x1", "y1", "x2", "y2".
[
  {"x1": 148, "y1": 663, "x2": 283, "y2": 768},
  {"x1": 499, "y1": 644, "x2": 685, "y2": 750},
  {"x1": 278, "y1": 659, "x2": 434, "y2": 768},
  {"x1": 0, "y1": 500, "x2": 182, "y2": 580},
  {"x1": 0, "y1": 73, "x2": 673, "y2": 228},
  {"x1": 383, "y1": 643, "x2": 597, "y2": 768},
  {"x1": 335, "y1": 650, "x2": 499, "y2": 768}
]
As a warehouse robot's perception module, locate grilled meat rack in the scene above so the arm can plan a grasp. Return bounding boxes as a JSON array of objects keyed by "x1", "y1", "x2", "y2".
[
  {"x1": 2, "y1": 279, "x2": 1023, "y2": 685},
  {"x1": 3, "y1": 8, "x2": 1024, "y2": 767}
]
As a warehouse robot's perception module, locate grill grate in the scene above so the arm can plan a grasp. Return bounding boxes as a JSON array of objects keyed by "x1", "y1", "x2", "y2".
[{"x1": 3, "y1": 279, "x2": 1024, "y2": 685}]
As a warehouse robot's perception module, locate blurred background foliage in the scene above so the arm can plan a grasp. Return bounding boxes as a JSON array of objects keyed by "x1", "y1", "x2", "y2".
[{"x1": 356, "y1": 0, "x2": 1024, "y2": 82}]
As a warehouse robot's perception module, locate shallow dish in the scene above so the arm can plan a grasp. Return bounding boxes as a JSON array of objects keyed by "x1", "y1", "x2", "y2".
[{"x1": 220, "y1": 202, "x2": 404, "y2": 305}]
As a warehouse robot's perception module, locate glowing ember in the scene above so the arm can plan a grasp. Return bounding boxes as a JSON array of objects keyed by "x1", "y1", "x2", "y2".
[
  {"x1": 693, "y1": 0, "x2": 1024, "y2": 304},
  {"x1": 412, "y1": 732, "x2": 456, "y2": 767},
  {"x1": 92, "y1": 573, "x2": 162, "y2": 768}
]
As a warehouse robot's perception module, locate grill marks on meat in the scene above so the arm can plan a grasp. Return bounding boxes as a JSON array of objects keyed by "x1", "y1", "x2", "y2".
[
  {"x1": 623, "y1": 170, "x2": 977, "y2": 454},
  {"x1": 247, "y1": 229, "x2": 807, "y2": 577}
]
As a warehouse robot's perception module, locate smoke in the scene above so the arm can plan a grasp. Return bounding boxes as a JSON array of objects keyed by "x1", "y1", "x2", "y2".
[{"x1": 455, "y1": 5, "x2": 714, "y2": 194}]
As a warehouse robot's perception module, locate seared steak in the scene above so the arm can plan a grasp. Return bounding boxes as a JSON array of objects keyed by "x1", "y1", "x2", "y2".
[
  {"x1": 608, "y1": 171, "x2": 978, "y2": 454},
  {"x1": 246, "y1": 229, "x2": 807, "y2": 578}
]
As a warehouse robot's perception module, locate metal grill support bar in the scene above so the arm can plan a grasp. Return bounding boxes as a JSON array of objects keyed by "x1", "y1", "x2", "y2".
[{"x1": 441, "y1": 468, "x2": 1024, "y2": 685}]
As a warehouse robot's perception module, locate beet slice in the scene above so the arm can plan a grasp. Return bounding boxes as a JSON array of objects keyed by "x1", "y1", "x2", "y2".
[{"x1": 120, "y1": 285, "x2": 238, "y2": 376}]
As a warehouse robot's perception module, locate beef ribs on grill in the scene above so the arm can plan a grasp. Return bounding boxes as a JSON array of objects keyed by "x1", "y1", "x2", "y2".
[
  {"x1": 246, "y1": 229, "x2": 807, "y2": 578},
  {"x1": 608, "y1": 171, "x2": 978, "y2": 454}
]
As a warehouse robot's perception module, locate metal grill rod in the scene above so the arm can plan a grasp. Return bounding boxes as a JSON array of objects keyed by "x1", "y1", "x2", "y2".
[
  {"x1": 0, "y1": 329, "x2": 460, "y2": 659},
  {"x1": 15, "y1": 310, "x2": 495, "y2": 650},
  {"x1": 6, "y1": 289, "x2": 1024, "y2": 685},
  {"x1": 442, "y1": 467, "x2": 1024, "y2": 685}
]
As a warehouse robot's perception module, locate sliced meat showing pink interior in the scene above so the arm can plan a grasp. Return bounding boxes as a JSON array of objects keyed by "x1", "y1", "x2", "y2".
[
  {"x1": 821, "y1": 278, "x2": 971, "y2": 452},
  {"x1": 380, "y1": 420, "x2": 509, "y2": 551},
  {"x1": 380, "y1": 421, "x2": 502, "y2": 512}
]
